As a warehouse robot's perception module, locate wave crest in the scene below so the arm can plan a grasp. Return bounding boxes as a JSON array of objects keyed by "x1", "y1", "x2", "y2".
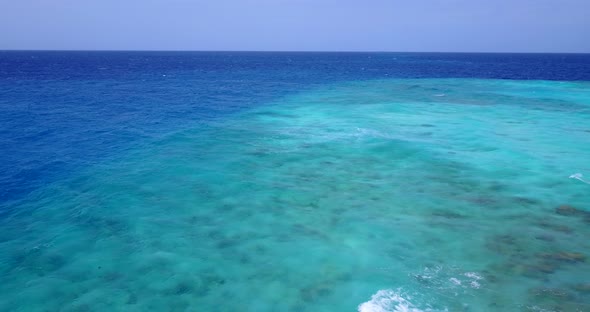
[{"x1": 358, "y1": 289, "x2": 426, "y2": 312}]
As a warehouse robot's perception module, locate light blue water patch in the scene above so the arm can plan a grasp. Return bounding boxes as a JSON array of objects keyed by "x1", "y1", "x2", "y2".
[{"x1": 0, "y1": 79, "x2": 589, "y2": 311}]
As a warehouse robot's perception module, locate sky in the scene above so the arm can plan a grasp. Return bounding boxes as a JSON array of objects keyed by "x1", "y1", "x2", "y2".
[{"x1": 0, "y1": 0, "x2": 588, "y2": 53}]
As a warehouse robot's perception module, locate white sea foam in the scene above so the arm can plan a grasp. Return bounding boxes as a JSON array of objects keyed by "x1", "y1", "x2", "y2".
[
  {"x1": 358, "y1": 289, "x2": 426, "y2": 312},
  {"x1": 570, "y1": 173, "x2": 590, "y2": 184},
  {"x1": 463, "y1": 272, "x2": 482, "y2": 280},
  {"x1": 463, "y1": 272, "x2": 483, "y2": 289},
  {"x1": 415, "y1": 266, "x2": 484, "y2": 291}
]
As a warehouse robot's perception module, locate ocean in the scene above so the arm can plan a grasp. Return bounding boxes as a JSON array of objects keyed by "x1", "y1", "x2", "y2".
[{"x1": 0, "y1": 51, "x2": 589, "y2": 311}]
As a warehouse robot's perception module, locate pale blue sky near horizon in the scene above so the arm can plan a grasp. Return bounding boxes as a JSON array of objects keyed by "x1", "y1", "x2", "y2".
[{"x1": 0, "y1": 0, "x2": 588, "y2": 53}]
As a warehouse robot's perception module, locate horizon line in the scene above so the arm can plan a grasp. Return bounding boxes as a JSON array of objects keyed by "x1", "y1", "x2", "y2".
[{"x1": 1, "y1": 49, "x2": 589, "y2": 55}]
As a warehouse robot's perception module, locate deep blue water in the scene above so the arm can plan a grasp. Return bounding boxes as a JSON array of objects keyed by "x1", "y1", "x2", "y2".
[{"x1": 1, "y1": 51, "x2": 589, "y2": 205}]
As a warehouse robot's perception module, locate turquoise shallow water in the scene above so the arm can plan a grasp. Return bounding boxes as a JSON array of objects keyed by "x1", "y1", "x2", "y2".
[{"x1": 1, "y1": 78, "x2": 590, "y2": 311}]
